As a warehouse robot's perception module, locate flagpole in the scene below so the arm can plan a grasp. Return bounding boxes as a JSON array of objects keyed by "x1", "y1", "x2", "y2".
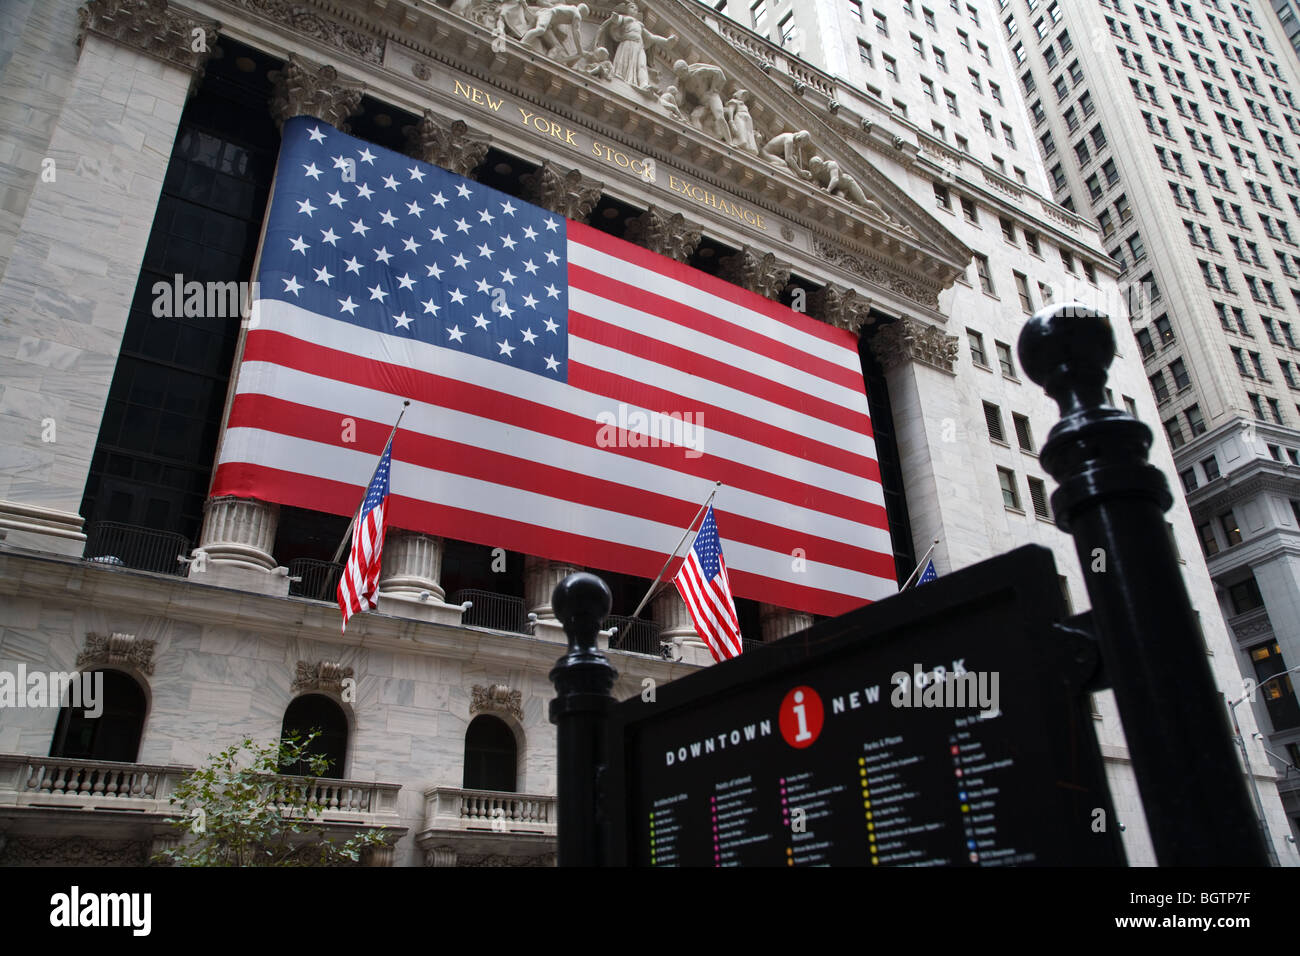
[
  {"x1": 899, "y1": 537, "x2": 940, "y2": 592},
  {"x1": 331, "y1": 400, "x2": 411, "y2": 567},
  {"x1": 610, "y1": 480, "x2": 722, "y2": 647}
]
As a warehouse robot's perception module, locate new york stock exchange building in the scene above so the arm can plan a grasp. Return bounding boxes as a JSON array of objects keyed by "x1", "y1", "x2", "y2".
[{"x1": 0, "y1": 0, "x2": 1293, "y2": 867}]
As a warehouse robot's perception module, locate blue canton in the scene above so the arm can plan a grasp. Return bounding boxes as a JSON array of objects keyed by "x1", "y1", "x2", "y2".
[{"x1": 258, "y1": 116, "x2": 569, "y2": 379}]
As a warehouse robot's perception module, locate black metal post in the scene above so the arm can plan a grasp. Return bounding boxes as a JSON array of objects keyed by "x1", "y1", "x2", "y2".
[
  {"x1": 548, "y1": 571, "x2": 616, "y2": 867},
  {"x1": 1018, "y1": 303, "x2": 1270, "y2": 866}
]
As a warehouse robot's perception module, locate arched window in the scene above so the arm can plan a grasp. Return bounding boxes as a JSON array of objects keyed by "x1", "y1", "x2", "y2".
[
  {"x1": 463, "y1": 715, "x2": 517, "y2": 792},
  {"x1": 279, "y1": 694, "x2": 348, "y2": 779},
  {"x1": 49, "y1": 670, "x2": 147, "y2": 763}
]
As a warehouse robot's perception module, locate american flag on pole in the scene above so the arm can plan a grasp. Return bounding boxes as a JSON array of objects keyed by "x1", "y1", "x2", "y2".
[
  {"x1": 211, "y1": 117, "x2": 896, "y2": 617},
  {"x1": 674, "y1": 505, "x2": 742, "y2": 662},
  {"x1": 337, "y1": 437, "x2": 392, "y2": 632}
]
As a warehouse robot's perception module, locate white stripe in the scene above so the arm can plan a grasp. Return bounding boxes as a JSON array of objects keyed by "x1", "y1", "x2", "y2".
[
  {"x1": 227, "y1": 358, "x2": 891, "y2": 546},
  {"x1": 568, "y1": 285, "x2": 869, "y2": 413},
  {"x1": 221, "y1": 426, "x2": 896, "y2": 599},
  {"x1": 568, "y1": 239, "x2": 859, "y2": 371}
]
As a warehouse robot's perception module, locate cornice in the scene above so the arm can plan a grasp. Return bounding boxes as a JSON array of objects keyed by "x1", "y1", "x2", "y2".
[{"x1": 1186, "y1": 457, "x2": 1300, "y2": 514}]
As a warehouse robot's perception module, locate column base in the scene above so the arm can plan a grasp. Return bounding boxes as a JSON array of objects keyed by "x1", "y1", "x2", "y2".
[
  {"x1": 529, "y1": 616, "x2": 568, "y2": 644},
  {"x1": 672, "y1": 637, "x2": 715, "y2": 667},
  {"x1": 0, "y1": 501, "x2": 86, "y2": 557},
  {"x1": 187, "y1": 555, "x2": 291, "y2": 597}
]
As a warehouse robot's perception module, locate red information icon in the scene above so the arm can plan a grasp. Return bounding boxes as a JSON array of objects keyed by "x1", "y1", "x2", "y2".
[{"x1": 779, "y1": 685, "x2": 824, "y2": 749}]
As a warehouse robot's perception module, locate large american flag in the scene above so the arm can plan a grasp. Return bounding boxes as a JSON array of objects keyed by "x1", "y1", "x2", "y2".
[
  {"x1": 674, "y1": 505, "x2": 742, "y2": 661},
  {"x1": 211, "y1": 116, "x2": 895, "y2": 617},
  {"x1": 338, "y1": 436, "x2": 392, "y2": 632}
]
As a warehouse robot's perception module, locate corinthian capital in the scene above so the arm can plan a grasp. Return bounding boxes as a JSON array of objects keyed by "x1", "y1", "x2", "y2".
[
  {"x1": 718, "y1": 245, "x2": 792, "y2": 300},
  {"x1": 870, "y1": 315, "x2": 959, "y2": 375},
  {"x1": 268, "y1": 55, "x2": 364, "y2": 131},
  {"x1": 811, "y1": 283, "x2": 873, "y2": 335},
  {"x1": 78, "y1": 0, "x2": 219, "y2": 75},
  {"x1": 403, "y1": 110, "x2": 490, "y2": 178},
  {"x1": 625, "y1": 206, "x2": 703, "y2": 263},
  {"x1": 520, "y1": 162, "x2": 603, "y2": 222}
]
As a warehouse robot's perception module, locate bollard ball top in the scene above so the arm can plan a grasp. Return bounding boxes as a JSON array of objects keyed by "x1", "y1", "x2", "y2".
[
  {"x1": 1018, "y1": 302, "x2": 1114, "y2": 408},
  {"x1": 552, "y1": 571, "x2": 613, "y2": 634}
]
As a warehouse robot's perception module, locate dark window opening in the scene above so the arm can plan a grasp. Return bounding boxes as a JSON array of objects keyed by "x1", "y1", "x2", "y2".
[
  {"x1": 50, "y1": 670, "x2": 147, "y2": 764},
  {"x1": 463, "y1": 714, "x2": 518, "y2": 792},
  {"x1": 279, "y1": 693, "x2": 349, "y2": 779}
]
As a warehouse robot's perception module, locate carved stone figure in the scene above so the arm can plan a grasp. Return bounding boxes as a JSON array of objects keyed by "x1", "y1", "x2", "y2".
[
  {"x1": 808, "y1": 155, "x2": 878, "y2": 210},
  {"x1": 597, "y1": 2, "x2": 676, "y2": 92},
  {"x1": 585, "y1": 46, "x2": 614, "y2": 79},
  {"x1": 657, "y1": 85, "x2": 687, "y2": 120},
  {"x1": 724, "y1": 88, "x2": 758, "y2": 153},
  {"x1": 672, "y1": 59, "x2": 729, "y2": 142},
  {"x1": 760, "y1": 130, "x2": 814, "y2": 180},
  {"x1": 519, "y1": 3, "x2": 589, "y2": 60},
  {"x1": 494, "y1": 0, "x2": 538, "y2": 45}
]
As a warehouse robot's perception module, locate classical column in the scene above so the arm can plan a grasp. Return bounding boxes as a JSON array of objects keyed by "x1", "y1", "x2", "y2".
[
  {"x1": 0, "y1": 0, "x2": 215, "y2": 556},
  {"x1": 624, "y1": 205, "x2": 703, "y2": 262},
  {"x1": 520, "y1": 161, "x2": 603, "y2": 222},
  {"x1": 653, "y1": 589, "x2": 713, "y2": 666},
  {"x1": 376, "y1": 530, "x2": 466, "y2": 625},
  {"x1": 403, "y1": 110, "x2": 490, "y2": 178},
  {"x1": 811, "y1": 282, "x2": 874, "y2": 335},
  {"x1": 718, "y1": 245, "x2": 792, "y2": 300},
  {"x1": 267, "y1": 55, "x2": 364, "y2": 131},
  {"x1": 525, "y1": 554, "x2": 581, "y2": 642},
  {"x1": 759, "y1": 602, "x2": 812, "y2": 642}
]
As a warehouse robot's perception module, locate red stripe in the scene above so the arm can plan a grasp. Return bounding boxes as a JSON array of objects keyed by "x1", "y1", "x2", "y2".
[
  {"x1": 232, "y1": 334, "x2": 884, "y2": 514},
  {"x1": 571, "y1": 309, "x2": 872, "y2": 436},
  {"x1": 567, "y1": 221, "x2": 854, "y2": 349},
  {"x1": 211, "y1": 461, "x2": 874, "y2": 616},
  {"x1": 568, "y1": 263, "x2": 866, "y2": 394},
  {"x1": 219, "y1": 396, "x2": 893, "y2": 576}
]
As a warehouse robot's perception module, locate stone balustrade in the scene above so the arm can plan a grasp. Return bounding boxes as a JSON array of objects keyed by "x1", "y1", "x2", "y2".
[
  {"x1": 423, "y1": 786, "x2": 556, "y2": 835},
  {"x1": 0, "y1": 754, "x2": 189, "y2": 811},
  {"x1": 0, "y1": 754, "x2": 401, "y2": 828}
]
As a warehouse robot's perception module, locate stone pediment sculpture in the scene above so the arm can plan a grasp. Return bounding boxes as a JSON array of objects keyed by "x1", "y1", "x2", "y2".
[
  {"x1": 436, "y1": 0, "x2": 964, "y2": 279},
  {"x1": 596, "y1": 1, "x2": 677, "y2": 92}
]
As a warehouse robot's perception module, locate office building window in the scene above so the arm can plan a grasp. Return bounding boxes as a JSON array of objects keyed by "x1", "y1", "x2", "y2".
[
  {"x1": 983, "y1": 401, "x2": 1006, "y2": 443},
  {"x1": 1027, "y1": 477, "x2": 1052, "y2": 519},
  {"x1": 995, "y1": 340, "x2": 1016, "y2": 377},
  {"x1": 998, "y1": 467, "x2": 1021, "y2": 510},
  {"x1": 1012, "y1": 413, "x2": 1034, "y2": 452},
  {"x1": 968, "y1": 329, "x2": 988, "y2": 366}
]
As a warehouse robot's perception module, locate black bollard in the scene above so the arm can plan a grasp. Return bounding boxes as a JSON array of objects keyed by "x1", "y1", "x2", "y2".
[
  {"x1": 548, "y1": 571, "x2": 617, "y2": 867},
  {"x1": 1018, "y1": 303, "x2": 1270, "y2": 866}
]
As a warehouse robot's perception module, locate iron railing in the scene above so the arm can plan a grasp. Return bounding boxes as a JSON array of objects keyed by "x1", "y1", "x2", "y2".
[
  {"x1": 450, "y1": 589, "x2": 529, "y2": 634},
  {"x1": 288, "y1": 558, "x2": 345, "y2": 601},
  {"x1": 82, "y1": 521, "x2": 190, "y2": 575},
  {"x1": 603, "y1": 614, "x2": 665, "y2": 656}
]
